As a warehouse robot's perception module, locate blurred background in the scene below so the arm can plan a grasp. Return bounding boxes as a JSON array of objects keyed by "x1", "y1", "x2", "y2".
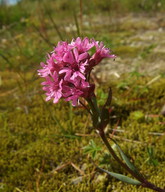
[
  {"x1": 1, "y1": 0, "x2": 165, "y2": 75},
  {"x1": 0, "y1": 0, "x2": 165, "y2": 192}
]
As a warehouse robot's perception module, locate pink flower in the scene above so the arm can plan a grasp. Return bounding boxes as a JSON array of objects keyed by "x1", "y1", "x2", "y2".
[
  {"x1": 41, "y1": 72, "x2": 63, "y2": 103},
  {"x1": 88, "y1": 41, "x2": 116, "y2": 69},
  {"x1": 38, "y1": 37, "x2": 115, "y2": 106},
  {"x1": 71, "y1": 37, "x2": 94, "y2": 52}
]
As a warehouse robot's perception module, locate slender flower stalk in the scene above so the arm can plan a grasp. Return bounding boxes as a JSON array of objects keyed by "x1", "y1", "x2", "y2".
[
  {"x1": 86, "y1": 95, "x2": 165, "y2": 192},
  {"x1": 98, "y1": 127, "x2": 165, "y2": 192}
]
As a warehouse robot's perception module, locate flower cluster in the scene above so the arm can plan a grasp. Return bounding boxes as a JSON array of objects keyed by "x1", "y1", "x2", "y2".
[{"x1": 38, "y1": 37, "x2": 115, "y2": 106}]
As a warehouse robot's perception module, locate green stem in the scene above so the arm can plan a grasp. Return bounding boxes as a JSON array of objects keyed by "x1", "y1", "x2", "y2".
[
  {"x1": 87, "y1": 97, "x2": 101, "y2": 127},
  {"x1": 85, "y1": 96, "x2": 165, "y2": 192},
  {"x1": 97, "y1": 128, "x2": 145, "y2": 183}
]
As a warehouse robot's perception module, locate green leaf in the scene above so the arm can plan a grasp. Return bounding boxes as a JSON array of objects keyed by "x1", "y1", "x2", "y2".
[
  {"x1": 100, "y1": 88, "x2": 112, "y2": 128},
  {"x1": 87, "y1": 96, "x2": 100, "y2": 127},
  {"x1": 147, "y1": 147, "x2": 159, "y2": 166},
  {"x1": 98, "y1": 167, "x2": 141, "y2": 185},
  {"x1": 111, "y1": 139, "x2": 141, "y2": 175},
  {"x1": 103, "y1": 88, "x2": 112, "y2": 108},
  {"x1": 131, "y1": 111, "x2": 144, "y2": 121},
  {"x1": 83, "y1": 140, "x2": 102, "y2": 159},
  {"x1": 117, "y1": 82, "x2": 130, "y2": 90}
]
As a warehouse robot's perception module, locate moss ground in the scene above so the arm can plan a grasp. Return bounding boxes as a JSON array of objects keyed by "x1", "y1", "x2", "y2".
[{"x1": 0, "y1": 70, "x2": 164, "y2": 192}]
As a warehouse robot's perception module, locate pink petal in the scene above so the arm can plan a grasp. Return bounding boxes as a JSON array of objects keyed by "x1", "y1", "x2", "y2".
[
  {"x1": 79, "y1": 52, "x2": 89, "y2": 61},
  {"x1": 63, "y1": 51, "x2": 75, "y2": 64},
  {"x1": 73, "y1": 48, "x2": 79, "y2": 61}
]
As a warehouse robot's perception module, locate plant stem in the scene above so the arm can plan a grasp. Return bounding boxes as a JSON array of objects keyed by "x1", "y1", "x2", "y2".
[
  {"x1": 97, "y1": 128, "x2": 165, "y2": 192},
  {"x1": 79, "y1": 100, "x2": 92, "y2": 115},
  {"x1": 142, "y1": 181, "x2": 165, "y2": 192},
  {"x1": 97, "y1": 128, "x2": 145, "y2": 182},
  {"x1": 86, "y1": 94, "x2": 165, "y2": 191},
  {"x1": 79, "y1": 0, "x2": 83, "y2": 32}
]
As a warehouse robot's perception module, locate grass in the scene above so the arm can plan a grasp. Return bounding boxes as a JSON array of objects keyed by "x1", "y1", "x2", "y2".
[{"x1": 0, "y1": 0, "x2": 165, "y2": 191}]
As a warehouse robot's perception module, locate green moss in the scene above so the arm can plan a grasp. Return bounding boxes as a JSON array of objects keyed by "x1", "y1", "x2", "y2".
[{"x1": 0, "y1": 71, "x2": 165, "y2": 191}]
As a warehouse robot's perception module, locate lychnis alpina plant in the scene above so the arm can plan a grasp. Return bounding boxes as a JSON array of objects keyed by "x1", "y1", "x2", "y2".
[{"x1": 38, "y1": 37, "x2": 165, "y2": 192}]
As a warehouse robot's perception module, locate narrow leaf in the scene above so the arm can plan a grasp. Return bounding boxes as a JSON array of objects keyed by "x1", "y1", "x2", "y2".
[
  {"x1": 100, "y1": 88, "x2": 112, "y2": 129},
  {"x1": 103, "y1": 88, "x2": 112, "y2": 109},
  {"x1": 111, "y1": 138, "x2": 140, "y2": 175},
  {"x1": 98, "y1": 167, "x2": 141, "y2": 185}
]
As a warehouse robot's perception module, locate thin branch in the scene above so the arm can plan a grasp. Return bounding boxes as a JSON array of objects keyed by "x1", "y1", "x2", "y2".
[
  {"x1": 0, "y1": 53, "x2": 13, "y2": 68},
  {"x1": 79, "y1": 100, "x2": 92, "y2": 115},
  {"x1": 32, "y1": 24, "x2": 54, "y2": 46},
  {"x1": 44, "y1": 3, "x2": 64, "y2": 41}
]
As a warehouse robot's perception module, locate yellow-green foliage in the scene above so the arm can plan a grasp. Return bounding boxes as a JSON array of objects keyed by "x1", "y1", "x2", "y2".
[{"x1": 0, "y1": 71, "x2": 165, "y2": 192}]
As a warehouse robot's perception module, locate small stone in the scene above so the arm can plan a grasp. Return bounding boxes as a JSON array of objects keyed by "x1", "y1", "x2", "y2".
[{"x1": 71, "y1": 176, "x2": 83, "y2": 184}]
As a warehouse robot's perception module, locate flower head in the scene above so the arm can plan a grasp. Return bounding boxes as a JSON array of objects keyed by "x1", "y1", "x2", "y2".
[{"x1": 38, "y1": 37, "x2": 115, "y2": 106}]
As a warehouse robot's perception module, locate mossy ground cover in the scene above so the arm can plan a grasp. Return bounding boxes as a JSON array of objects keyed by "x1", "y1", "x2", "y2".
[{"x1": 0, "y1": 70, "x2": 165, "y2": 192}]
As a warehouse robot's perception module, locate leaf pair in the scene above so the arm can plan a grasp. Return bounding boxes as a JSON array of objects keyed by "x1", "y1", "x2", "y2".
[
  {"x1": 98, "y1": 139, "x2": 143, "y2": 185},
  {"x1": 111, "y1": 138, "x2": 142, "y2": 176}
]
